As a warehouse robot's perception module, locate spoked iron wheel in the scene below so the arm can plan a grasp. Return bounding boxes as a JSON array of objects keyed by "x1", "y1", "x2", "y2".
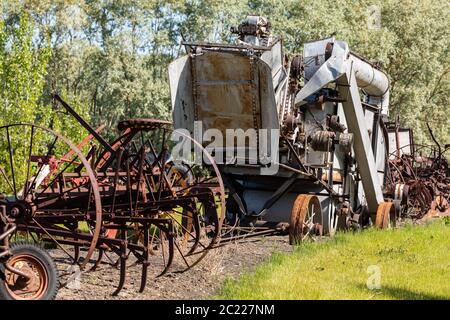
[
  {"x1": 165, "y1": 186, "x2": 221, "y2": 272},
  {"x1": 289, "y1": 194, "x2": 323, "y2": 244},
  {"x1": 99, "y1": 119, "x2": 225, "y2": 274},
  {"x1": 0, "y1": 124, "x2": 102, "y2": 270},
  {"x1": 375, "y1": 201, "x2": 397, "y2": 229}
]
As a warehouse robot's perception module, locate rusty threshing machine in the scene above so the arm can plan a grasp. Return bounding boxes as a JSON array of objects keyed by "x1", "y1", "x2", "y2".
[{"x1": 169, "y1": 15, "x2": 448, "y2": 250}]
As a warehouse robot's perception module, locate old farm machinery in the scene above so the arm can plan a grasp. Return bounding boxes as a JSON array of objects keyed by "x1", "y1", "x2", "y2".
[
  {"x1": 385, "y1": 121, "x2": 449, "y2": 220},
  {"x1": 0, "y1": 95, "x2": 225, "y2": 299},
  {"x1": 169, "y1": 16, "x2": 449, "y2": 239},
  {"x1": 169, "y1": 15, "x2": 394, "y2": 240},
  {"x1": 1, "y1": 15, "x2": 448, "y2": 300}
]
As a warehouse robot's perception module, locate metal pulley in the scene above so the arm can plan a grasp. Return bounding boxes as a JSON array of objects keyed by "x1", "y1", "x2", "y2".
[
  {"x1": 337, "y1": 132, "x2": 354, "y2": 154},
  {"x1": 309, "y1": 131, "x2": 335, "y2": 152},
  {"x1": 327, "y1": 114, "x2": 346, "y2": 132}
]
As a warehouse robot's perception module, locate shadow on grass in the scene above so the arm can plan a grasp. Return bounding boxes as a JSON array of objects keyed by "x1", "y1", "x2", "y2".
[{"x1": 357, "y1": 284, "x2": 449, "y2": 300}]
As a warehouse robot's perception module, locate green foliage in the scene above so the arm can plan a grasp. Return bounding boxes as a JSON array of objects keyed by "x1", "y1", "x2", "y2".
[
  {"x1": 249, "y1": 0, "x2": 449, "y2": 145},
  {"x1": 0, "y1": 13, "x2": 50, "y2": 126},
  {"x1": 0, "y1": 1, "x2": 448, "y2": 146},
  {"x1": 0, "y1": 12, "x2": 92, "y2": 194},
  {"x1": 218, "y1": 222, "x2": 450, "y2": 300}
]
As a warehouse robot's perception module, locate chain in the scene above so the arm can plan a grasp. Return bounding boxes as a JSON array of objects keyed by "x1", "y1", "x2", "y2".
[
  {"x1": 249, "y1": 54, "x2": 260, "y2": 150},
  {"x1": 190, "y1": 53, "x2": 198, "y2": 121}
]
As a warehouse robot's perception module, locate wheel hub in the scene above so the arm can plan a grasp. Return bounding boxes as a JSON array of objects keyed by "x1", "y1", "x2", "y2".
[
  {"x1": 6, "y1": 200, "x2": 33, "y2": 219},
  {"x1": 4, "y1": 254, "x2": 48, "y2": 300}
]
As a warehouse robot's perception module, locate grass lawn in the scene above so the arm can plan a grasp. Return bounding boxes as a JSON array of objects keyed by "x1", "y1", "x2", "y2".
[{"x1": 218, "y1": 219, "x2": 450, "y2": 300}]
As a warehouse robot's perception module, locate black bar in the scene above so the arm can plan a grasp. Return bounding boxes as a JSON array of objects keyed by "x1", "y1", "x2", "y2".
[
  {"x1": 53, "y1": 94, "x2": 115, "y2": 154},
  {"x1": 257, "y1": 172, "x2": 302, "y2": 216}
]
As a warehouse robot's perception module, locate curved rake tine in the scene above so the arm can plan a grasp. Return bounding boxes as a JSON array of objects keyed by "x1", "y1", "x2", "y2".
[
  {"x1": 112, "y1": 227, "x2": 128, "y2": 296},
  {"x1": 90, "y1": 249, "x2": 104, "y2": 271},
  {"x1": 112, "y1": 256, "x2": 126, "y2": 296},
  {"x1": 139, "y1": 264, "x2": 149, "y2": 293},
  {"x1": 139, "y1": 224, "x2": 149, "y2": 293},
  {"x1": 157, "y1": 225, "x2": 174, "y2": 277}
]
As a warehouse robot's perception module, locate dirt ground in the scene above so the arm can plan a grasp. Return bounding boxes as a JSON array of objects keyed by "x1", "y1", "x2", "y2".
[{"x1": 53, "y1": 236, "x2": 292, "y2": 300}]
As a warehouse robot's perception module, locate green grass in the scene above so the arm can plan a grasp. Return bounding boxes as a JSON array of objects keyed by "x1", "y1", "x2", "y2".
[{"x1": 218, "y1": 219, "x2": 450, "y2": 300}]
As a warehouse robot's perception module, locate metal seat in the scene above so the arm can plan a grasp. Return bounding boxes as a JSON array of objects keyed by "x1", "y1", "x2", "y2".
[{"x1": 117, "y1": 118, "x2": 172, "y2": 132}]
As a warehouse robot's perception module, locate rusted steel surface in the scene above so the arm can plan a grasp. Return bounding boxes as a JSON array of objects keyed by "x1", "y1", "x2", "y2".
[
  {"x1": 385, "y1": 120, "x2": 449, "y2": 220},
  {"x1": 0, "y1": 96, "x2": 225, "y2": 299},
  {"x1": 289, "y1": 194, "x2": 323, "y2": 244}
]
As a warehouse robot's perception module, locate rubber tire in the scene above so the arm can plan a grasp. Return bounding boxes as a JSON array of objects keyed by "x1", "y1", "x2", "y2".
[{"x1": 0, "y1": 242, "x2": 59, "y2": 300}]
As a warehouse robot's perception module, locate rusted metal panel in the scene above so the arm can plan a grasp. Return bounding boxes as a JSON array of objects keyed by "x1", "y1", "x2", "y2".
[
  {"x1": 170, "y1": 47, "x2": 280, "y2": 150},
  {"x1": 0, "y1": 97, "x2": 227, "y2": 299},
  {"x1": 387, "y1": 128, "x2": 414, "y2": 159},
  {"x1": 193, "y1": 51, "x2": 258, "y2": 136}
]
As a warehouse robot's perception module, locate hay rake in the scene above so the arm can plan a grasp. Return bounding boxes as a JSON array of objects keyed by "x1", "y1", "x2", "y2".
[{"x1": 0, "y1": 95, "x2": 225, "y2": 299}]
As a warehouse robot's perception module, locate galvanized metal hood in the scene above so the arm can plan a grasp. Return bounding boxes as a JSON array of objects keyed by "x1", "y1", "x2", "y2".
[{"x1": 295, "y1": 38, "x2": 390, "y2": 114}]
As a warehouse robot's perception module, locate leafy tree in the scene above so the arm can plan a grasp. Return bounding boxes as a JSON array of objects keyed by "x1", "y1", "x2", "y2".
[
  {"x1": 0, "y1": 13, "x2": 50, "y2": 126},
  {"x1": 0, "y1": 12, "x2": 50, "y2": 191},
  {"x1": 249, "y1": 0, "x2": 450, "y2": 145},
  {"x1": 1, "y1": 0, "x2": 448, "y2": 147}
]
